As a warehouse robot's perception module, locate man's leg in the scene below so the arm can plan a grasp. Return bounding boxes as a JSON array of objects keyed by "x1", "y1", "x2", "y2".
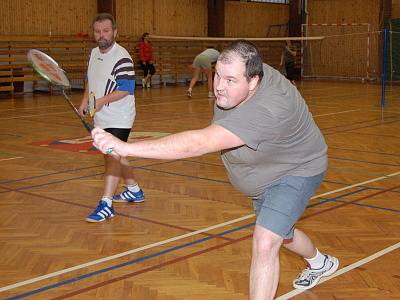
[
  {"x1": 103, "y1": 154, "x2": 121, "y2": 198},
  {"x1": 250, "y1": 225, "x2": 283, "y2": 300},
  {"x1": 85, "y1": 154, "x2": 120, "y2": 222},
  {"x1": 204, "y1": 68, "x2": 213, "y2": 96},
  {"x1": 188, "y1": 67, "x2": 201, "y2": 97},
  {"x1": 284, "y1": 228, "x2": 339, "y2": 290},
  {"x1": 120, "y1": 156, "x2": 138, "y2": 186},
  {"x1": 283, "y1": 228, "x2": 316, "y2": 258}
]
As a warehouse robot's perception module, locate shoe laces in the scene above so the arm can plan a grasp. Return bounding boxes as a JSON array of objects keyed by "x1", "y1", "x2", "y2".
[
  {"x1": 297, "y1": 268, "x2": 312, "y2": 280},
  {"x1": 94, "y1": 201, "x2": 108, "y2": 212}
]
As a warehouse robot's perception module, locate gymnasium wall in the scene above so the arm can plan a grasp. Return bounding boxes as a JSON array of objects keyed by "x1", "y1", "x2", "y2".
[
  {"x1": 0, "y1": 0, "x2": 288, "y2": 38},
  {"x1": 307, "y1": 0, "x2": 381, "y2": 30},
  {"x1": 306, "y1": 0, "x2": 382, "y2": 79},
  {"x1": 224, "y1": 1, "x2": 289, "y2": 37},
  {"x1": 116, "y1": 0, "x2": 208, "y2": 37},
  {"x1": 0, "y1": 0, "x2": 96, "y2": 36},
  {"x1": 393, "y1": 0, "x2": 400, "y2": 18},
  {"x1": 0, "y1": 0, "x2": 389, "y2": 81}
]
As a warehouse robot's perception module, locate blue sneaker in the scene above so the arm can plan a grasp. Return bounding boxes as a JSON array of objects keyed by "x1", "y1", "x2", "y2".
[
  {"x1": 113, "y1": 188, "x2": 145, "y2": 203},
  {"x1": 86, "y1": 200, "x2": 115, "y2": 222}
]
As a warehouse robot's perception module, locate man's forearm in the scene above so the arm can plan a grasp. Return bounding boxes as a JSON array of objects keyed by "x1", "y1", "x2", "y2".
[{"x1": 125, "y1": 130, "x2": 214, "y2": 160}]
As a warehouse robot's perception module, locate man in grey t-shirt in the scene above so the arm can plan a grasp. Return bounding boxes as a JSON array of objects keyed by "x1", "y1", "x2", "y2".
[{"x1": 92, "y1": 40, "x2": 339, "y2": 300}]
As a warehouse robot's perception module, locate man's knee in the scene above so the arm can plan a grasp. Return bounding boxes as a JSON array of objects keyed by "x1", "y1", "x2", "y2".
[{"x1": 252, "y1": 225, "x2": 283, "y2": 256}]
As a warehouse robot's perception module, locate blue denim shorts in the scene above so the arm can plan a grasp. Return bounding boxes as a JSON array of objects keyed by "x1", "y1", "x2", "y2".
[{"x1": 252, "y1": 172, "x2": 325, "y2": 239}]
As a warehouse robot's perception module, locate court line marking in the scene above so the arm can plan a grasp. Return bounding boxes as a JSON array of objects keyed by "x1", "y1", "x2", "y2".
[
  {"x1": 314, "y1": 109, "x2": 360, "y2": 117},
  {"x1": 0, "y1": 111, "x2": 70, "y2": 120},
  {"x1": 1, "y1": 104, "x2": 67, "y2": 111},
  {"x1": 276, "y1": 241, "x2": 400, "y2": 299},
  {"x1": 1, "y1": 170, "x2": 399, "y2": 293},
  {"x1": 0, "y1": 157, "x2": 24, "y2": 162},
  {"x1": 13, "y1": 186, "x2": 398, "y2": 300},
  {"x1": 0, "y1": 215, "x2": 254, "y2": 293}
]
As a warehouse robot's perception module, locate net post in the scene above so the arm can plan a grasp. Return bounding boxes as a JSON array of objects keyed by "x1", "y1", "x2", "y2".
[{"x1": 381, "y1": 28, "x2": 389, "y2": 108}]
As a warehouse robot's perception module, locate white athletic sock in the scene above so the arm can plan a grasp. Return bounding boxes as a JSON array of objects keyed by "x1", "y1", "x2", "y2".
[
  {"x1": 101, "y1": 196, "x2": 113, "y2": 207},
  {"x1": 305, "y1": 248, "x2": 326, "y2": 269},
  {"x1": 127, "y1": 184, "x2": 141, "y2": 193}
]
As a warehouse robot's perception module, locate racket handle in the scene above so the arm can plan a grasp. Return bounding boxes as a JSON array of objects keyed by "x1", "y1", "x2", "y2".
[{"x1": 82, "y1": 120, "x2": 93, "y2": 133}]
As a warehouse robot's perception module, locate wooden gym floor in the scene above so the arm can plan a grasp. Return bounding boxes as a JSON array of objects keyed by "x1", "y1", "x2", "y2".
[{"x1": 0, "y1": 80, "x2": 399, "y2": 299}]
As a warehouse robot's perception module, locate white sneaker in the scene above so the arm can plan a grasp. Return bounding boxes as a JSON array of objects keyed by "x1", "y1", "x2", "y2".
[
  {"x1": 187, "y1": 89, "x2": 192, "y2": 98},
  {"x1": 293, "y1": 255, "x2": 339, "y2": 290},
  {"x1": 146, "y1": 82, "x2": 151, "y2": 88},
  {"x1": 208, "y1": 91, "x2": 214, "y2": 98},
  {"x1": 141, "y1": 78, "x2": 146, "y2": 88}
]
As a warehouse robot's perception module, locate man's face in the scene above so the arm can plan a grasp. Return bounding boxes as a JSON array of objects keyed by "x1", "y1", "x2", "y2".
[
  {"x1": 213, "y1": 54, "x2": 258, "y2": 109},
  {"x1": 93, "y1": 19, "x2": 116, "y2": 52}
]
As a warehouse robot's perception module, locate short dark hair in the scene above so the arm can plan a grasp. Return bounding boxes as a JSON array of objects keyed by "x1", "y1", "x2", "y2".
[
  {"x1": 141, "y1": 32, "x2": 150, "y2": 41},
  {"x1": 218, "y1": 40, "x2": 263, "y2": 82},
  {"x1": 92, "y1": 13, "x2": 116, "y2": 30}
]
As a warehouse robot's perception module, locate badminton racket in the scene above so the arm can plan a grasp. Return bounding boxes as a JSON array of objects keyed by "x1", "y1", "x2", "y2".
[{"x1": 27, "y1": 49, "x2": 93, "y2": 133}]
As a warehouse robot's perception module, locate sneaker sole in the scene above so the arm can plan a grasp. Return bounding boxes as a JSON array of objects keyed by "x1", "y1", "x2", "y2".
[
  {"x1": 85, "y1": 215, "x2": 114, "y2": 223},
  {"x1": 293, "y1": 257, "x2": 339, "y2": 290},
  {"x1": 112, "y1": 198, "x2": 145, "y2": 203}
]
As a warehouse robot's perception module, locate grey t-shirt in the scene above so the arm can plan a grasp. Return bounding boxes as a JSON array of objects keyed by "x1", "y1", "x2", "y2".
[{"x1": 213, "y1": 63, "x2": 327, "y2": 198}]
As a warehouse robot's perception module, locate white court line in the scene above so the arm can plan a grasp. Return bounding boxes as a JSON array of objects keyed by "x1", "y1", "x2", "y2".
[
  {"x1": 1, "y1": 104, "x2": 66, "y2": 112},
  {"x1": 0, "y1": 215, "x2": 254, "y2": 292},
  {"x1": 276, "y1": 241, "x2": 400, "y2": 299},
  {"x1": 311, "y1": 170, "x2": 400, "y2": 200},
  {"x1": 0, "y1": 170, "x2": 399, "y2": 292},
  {"x1": 0, "y1": 111, "x2": 69, "y2": 120},
  {"x1": 0, "y1": 157, "x2": 24, "y2": 162},
  {"x1": 314, "y1": 109, "x2": 360, "y2": 117}
]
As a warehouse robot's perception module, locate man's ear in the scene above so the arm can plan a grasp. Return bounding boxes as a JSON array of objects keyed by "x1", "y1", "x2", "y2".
[{"x1": 249, "y1": 76, "x2": 259, "y2": 91}]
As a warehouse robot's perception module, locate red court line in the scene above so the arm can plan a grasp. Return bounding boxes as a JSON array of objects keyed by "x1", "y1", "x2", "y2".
[
  {"x1": 50, "y1": 234, "x2": 252, "y2": 300},
  {"x1": 50, "y1": 184, "x2": 400, "y2": 299},
  {"x1": 0, "y1": 184, "x2": 234, "y2": 242},
  {"x1": 301, "y1": 184, "x2": 400, "y2": 220}
]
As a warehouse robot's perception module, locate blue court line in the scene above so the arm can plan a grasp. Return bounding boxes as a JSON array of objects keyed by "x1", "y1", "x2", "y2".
[
  {"x1": 0, "y1": 164, "x2": 232, "y2": 195},
  {"x1": 329, "y1": 146, "x2": 400, "y2": 157},
  {"x1": 324, "y1": 198, "x2": 400, "y2": 213},
  {"x1": 323, "y1": 179, "x2": 400, "y2": 192},
  {"x1": 323, "y1": 118, "x2": 400, "y2": 135},
  {"x1": 6, "y1": 185, "x2": 400, "y2": 299},
  {"x1": 0, "y1": 157, "x2": 221, "y2": 185},
  {"x1": 339, "y1": 131, "x2": 400, "y2": 140},
  {"x1": 307, "y1": 187, "x2": 370, "y2": 208},
  {"x1": 5, "y1": 222, "x2": 255, "y2": 300},
  {"x1": 329, "y1": 156, "x2": 400, "y2": 167},
  {"x1": 365, "y1": 186, "x2": 400, "y2": 193},
  {"x1": 1, "y1": 154, "x2": 397, "y2": 195},
  {"x1": 309, "y1": 187, "x2": 400, "y2": 213},
  {"x1": 321, "y1": 115, "x2": 399, "y2": 132}
]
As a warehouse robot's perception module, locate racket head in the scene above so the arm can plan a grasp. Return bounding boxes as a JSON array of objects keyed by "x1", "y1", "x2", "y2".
[
  {"x1": 88, "y1": 92, "x2": 96, "y2": 117},
  {"x1": 27, "y1": 49, "x2": 70, "y2": 88}
]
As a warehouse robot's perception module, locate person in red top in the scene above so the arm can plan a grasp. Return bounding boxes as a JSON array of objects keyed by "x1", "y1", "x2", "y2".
[{"x1": 138, "y1": 32, "x2": 156, "y2": 88}]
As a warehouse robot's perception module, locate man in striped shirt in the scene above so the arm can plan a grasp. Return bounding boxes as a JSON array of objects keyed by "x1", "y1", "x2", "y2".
[{"x1": 79, "y1": 13, "x2": 145, "y2": 222}]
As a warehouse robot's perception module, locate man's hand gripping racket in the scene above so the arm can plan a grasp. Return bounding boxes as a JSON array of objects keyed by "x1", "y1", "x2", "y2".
[{"x1": 92, "y1": 127, "x2": 128, "y2": 157}]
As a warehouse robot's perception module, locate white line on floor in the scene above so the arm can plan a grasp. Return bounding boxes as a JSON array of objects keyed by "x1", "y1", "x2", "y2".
[
  {"x1": 276, "y1": 241, "x2": 400, "y2": 299},
  {"x1": 0, "y1": 170, "x2": 399, "y2": 292}
]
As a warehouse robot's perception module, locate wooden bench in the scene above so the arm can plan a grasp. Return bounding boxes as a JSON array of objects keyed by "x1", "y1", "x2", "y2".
[{"x1": 0, "y1": 36, "x2": 296, "y2": 95}]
